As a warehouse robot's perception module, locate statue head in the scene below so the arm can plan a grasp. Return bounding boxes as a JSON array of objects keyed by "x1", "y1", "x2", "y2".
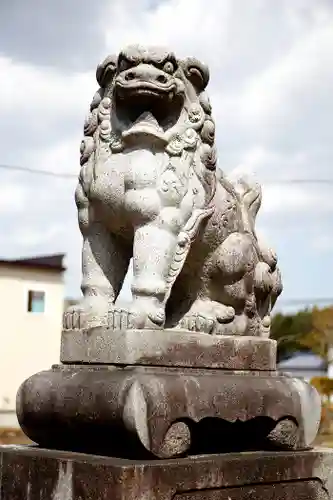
[{"x1": 80, "y1": 44, "x2": 216, "y2": 172}]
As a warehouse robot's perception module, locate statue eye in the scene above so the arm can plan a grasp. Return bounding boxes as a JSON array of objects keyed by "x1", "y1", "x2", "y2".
[
  {"x1": 118, "y1": 58, "x2": 131, "y2": 73},
  {"x1": 163, "y1": 61, "x2": 174, "y2": 74}
]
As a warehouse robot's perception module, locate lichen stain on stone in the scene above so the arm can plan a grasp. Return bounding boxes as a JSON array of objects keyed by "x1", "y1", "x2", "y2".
[
  {"x1": 26, "y1": 481, "x2": 31, "y2": 500},
  {"x1": 52, "y1": 461, "x2": 73, "y2": 500}
]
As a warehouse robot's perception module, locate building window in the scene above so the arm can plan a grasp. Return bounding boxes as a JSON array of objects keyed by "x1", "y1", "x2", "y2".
[{"x1": 27, "y1": 290, "x2": 45, "y2": 313}]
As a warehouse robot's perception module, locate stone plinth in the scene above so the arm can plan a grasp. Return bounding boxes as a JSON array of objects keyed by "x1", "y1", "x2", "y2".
[
  {"x1": 60, "y1": 328, "x2": 277, "y2": 370},
  {"x1": 16, "y1": 362, "x2": 320, "y2": 459},
  {"x1": 1, "y1": 445, "x2": 333, "y2": 499}
]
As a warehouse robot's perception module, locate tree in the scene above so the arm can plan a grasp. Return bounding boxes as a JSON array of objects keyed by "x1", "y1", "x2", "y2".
[
  {"x1": 270, "y1": 309, "x2": 313, "y2": 362},
  {"x1": 298, "y1": 307, "x2": 333, "y2": 365},
  {"x1": 310, "y1": 376, "x2": 333, "y2": 401},
  {"x1": 310, "y1": 376, "x2": 333, "y2": 434}
]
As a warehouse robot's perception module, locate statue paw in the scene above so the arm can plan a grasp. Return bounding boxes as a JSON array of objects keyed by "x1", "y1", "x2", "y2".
[
  {"x1": 128, "y1": 296, "x2": 166, "y2": 329},
  {"x1": 63, "y1": 298, "x2": 109, "y2": 330},
  {"x1": 64, "y1": 294, "x2": 168, "y2": 331},
  {"x1": 63, "y1": 305, "x2": 83, "y2": 330},
  {"x1": 179, "y1": 301, "x2": 235, "y2": 334},
  {"x1": 108, "y1": 307, "x2": 138, "y2": 329},
  {"x1": 179, "y1": 314, "x2": 215, "y2": 334},
  {"x1": 107, "y1": 304, "x2": 165, "y2": 330}
]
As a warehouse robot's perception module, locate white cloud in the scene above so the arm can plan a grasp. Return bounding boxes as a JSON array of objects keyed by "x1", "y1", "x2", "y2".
[
  {"x1": 11, "y1": 224, "x2": 63, "y2": 248},
  {"x1": 261, "y1": 184, "x2": 329, "y2": 214},
  {"x1": 104, "y1": 0, "x2": 231, "y2": 57},
  {"x1": 30, "y1": 135, "x2": 81, "y2": 176},
  {"x1": 237, "y1": 18, "x2": 333, "y2": 131},
  {"x1": 311, "y1": 234, "x2": 333, "y2": 252},
  {"x1": 227, "y1": 146, "x2": 286, "y2": 179},
  {"x1": 0, "y1": 182, "x2": 27, "y2": 214},
  {"x1": 0, "y1": 56, "x2": 95, "y2": 117}
]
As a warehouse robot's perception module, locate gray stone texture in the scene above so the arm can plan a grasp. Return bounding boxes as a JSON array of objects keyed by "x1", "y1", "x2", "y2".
[
  {"x1": 16, "y1": 364, "x2": 320, "y2": 459},
  {"x1": 60, "y1": 328, "x2": 277, "y2": 370},
  {"x1": 63, "y1": 44, "x2": 283, "y2": 336},
  {"x1": 11, "y1": 46, "x2": 324, "y2": 499},
  {"x1": 1, "y1": 445, "x2": 333, "y2": 499}
]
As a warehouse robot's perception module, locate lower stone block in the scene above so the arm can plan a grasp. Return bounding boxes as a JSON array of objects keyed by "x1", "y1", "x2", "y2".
[{"x1": 0, "y1": 445, "x2": 333, "y2": 499}]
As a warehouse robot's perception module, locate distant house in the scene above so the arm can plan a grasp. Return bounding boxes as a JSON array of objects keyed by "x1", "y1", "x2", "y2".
[
  {"x1": 0, "y1": 254, "x2": 65, "y2": 428},
  {"x1": 277, "y1": 351, "x2": 327, "y2": 382}
]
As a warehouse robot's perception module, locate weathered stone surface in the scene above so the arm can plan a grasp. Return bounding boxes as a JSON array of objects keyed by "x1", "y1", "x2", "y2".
[
  {"x1": 60, "y1": 328, "x2": 277, "y2": 370},
  {"x1": 1, "y1": 445, "x2": 333, "y2": 499},
  {"x1": 63, "y1": 44, "x2": 282, "y2": 335},
  {"x1": 16, "y1": 364, "x2": 320, "y2": 459},
  {"x1": 175, "y1": 483, "x2": 328, "y2": 499},
  {"x1": 12, "y1": 46, "x2": 322, "y2": 491}
]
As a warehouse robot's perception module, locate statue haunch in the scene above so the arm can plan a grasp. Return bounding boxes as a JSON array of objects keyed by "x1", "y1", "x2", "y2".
[{"x1": 64, "y1": 45, "x2": 282, "y2": 336}]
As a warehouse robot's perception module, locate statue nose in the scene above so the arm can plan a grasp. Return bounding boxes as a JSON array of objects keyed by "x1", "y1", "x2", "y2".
[{"x1": 124, "y1": 65, "x2": 169, "y2": 84}]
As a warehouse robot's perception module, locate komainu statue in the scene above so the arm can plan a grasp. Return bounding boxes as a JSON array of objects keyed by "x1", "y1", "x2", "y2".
[
  {"x1": 64, "y1": 45, "x2": 282, "y2": 335},
  {"x1": 17, "y1": 45, "x2": 321, "y2": 463}
]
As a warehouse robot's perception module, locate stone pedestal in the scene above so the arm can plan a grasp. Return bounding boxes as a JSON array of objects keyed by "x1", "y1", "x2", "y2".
[
  {"x1": 16, "y1": 329, "x2": 321, "y2": 459},
  {"x1": 14, "y1": 327, "x2": 323, "y2": 498},
  {"x1": 1, "y1": 445, "x2": 333, "y2": 499}
]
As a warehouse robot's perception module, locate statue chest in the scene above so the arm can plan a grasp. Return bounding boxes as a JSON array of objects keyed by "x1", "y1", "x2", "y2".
[{"x1": 91, "y1": 148, "x2": 194, "y2": 225}]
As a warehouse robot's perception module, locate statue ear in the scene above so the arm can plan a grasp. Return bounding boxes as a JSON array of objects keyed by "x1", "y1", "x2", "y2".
[
  {"x1": 181, "y1": 57, "x2": 210, "y2": 91},
  {"x1": 96, "y1": 55, "x2": 118, "y2": 88}
]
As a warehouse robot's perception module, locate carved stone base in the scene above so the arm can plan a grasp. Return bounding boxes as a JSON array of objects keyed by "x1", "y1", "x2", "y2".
[
  {"x1": 1, "y1": 445, "x2": 333, "y2": 499},
  {"x1": 60, "y1": 327, "x2": 277, "y2": 370},
  {"x1": 17, "y1": 364, "x2": 320, "y2": 459}
]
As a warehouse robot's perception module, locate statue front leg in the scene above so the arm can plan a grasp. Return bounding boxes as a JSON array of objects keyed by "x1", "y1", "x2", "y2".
[
  {"x1": 131, "y1": 222, "x2": 179, "y2": 328},
  {"x1": 64, "y1": 184, "x2": 131, "y2": 329},
  {"x1": 64, "y1": 225, "x2": 131, "y2": 329}
]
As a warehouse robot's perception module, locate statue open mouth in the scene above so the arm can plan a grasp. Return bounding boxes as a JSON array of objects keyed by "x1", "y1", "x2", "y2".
[{"x1": 114, "y1": 70, "x2": 184, "y2": 134}]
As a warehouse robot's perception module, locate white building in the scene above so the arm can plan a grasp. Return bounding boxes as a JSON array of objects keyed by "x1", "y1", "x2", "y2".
[
  {"x1": 0, "y1": 254, "x2": 65, "y2": 427},
  {"x1": 277, "y1": 351, "x2": 327, "y2": 382}
]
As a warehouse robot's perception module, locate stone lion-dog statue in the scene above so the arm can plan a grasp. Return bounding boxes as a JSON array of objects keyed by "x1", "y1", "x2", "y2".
[{"x1": 64, "y1": 45, "x2": 282, "y2": 335}]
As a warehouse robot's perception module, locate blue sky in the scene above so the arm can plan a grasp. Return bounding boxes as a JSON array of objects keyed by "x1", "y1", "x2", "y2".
[{"x1": 0, "y1": 0, "x2": 333, "y2": 312}]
